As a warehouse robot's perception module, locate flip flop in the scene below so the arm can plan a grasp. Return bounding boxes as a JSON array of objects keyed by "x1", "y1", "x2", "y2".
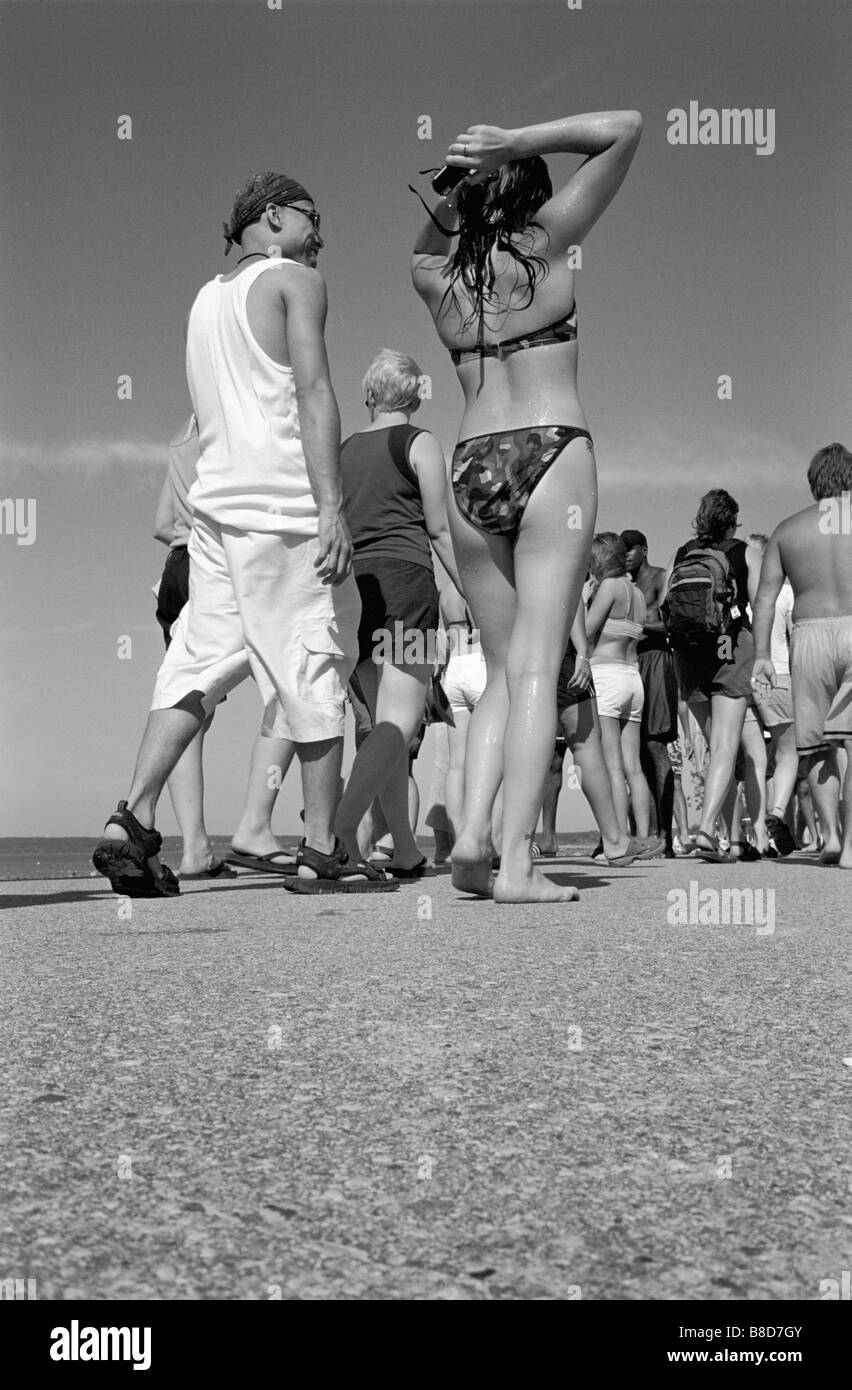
[
  {"x1": 388, "y1": 856, "x2": 428, "y2": 879},
  {"x1": 730, "y1": 840, "x2": 763, "y2": 863},
  {"x1": 226, "y1": 850, "x2": 298, "y2": 876},
  {"x1": 180, "y1": 857, "x2": 238, "y2": 881},
  {"x1": 284, "y1": 838, "x2": 400, "y2": 894},
  {"x1": 694, "y1": 832, "x2": 732, "y2": 864},
  {"x1": 92, "y1": 800, "x2": 180, "y2": 897},
  {"x1": 605, "y1": 836, "x2": 665, "y2": 867}
]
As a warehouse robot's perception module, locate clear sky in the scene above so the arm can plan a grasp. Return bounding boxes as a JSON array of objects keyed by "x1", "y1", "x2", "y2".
[{"x1": 1, "y1": 0, "x2": 849, "y2": 836}]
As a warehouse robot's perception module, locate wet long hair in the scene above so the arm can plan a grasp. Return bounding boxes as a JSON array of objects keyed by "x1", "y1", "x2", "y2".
[
  {"x1": 440, "y1": 157, "x2": 553, "y2": 337},
  {"x1": 693, "y1": 489, "x2": 739, "y2": 546}
]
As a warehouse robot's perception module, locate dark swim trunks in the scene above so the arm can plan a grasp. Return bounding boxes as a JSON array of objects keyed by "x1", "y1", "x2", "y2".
[
  {"x1": 452, "y1": 424, "x2": 593, "y2": 538},
  {"x1": 155, "y1": 545, "x2": 189, "y2": 649},
  {"x1": 557, "y1": 642, "x2": 595, "y2": 712},
  {"x1": 637, "y1": 645, "x2": 679, "y2": 741}
]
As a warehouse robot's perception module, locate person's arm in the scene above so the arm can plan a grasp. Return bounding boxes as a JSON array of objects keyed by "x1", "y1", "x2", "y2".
[
  {"x1": 564, "y1": 601, "x2": 592, "y2": 692},
  {"x1": 439, "y1": 111, "x2": 642, "y2": 253},
  {"x1": 280, "y1": 265, "x2": 351, "y2": 585},
  {"x1": 409, "y1": 431, "x2": 463, "y2": 592},
  {"x1": 642, "y1": 568, "x2": 667, "y2": 637},
  {"x1": 751, "y1": 533, "x2": 786, "y2": 690},
  {"x1": 411, "y1": 185, "x2": 463, "y2": 304},
  {"x1": 152, "y1": 474, "x2": 175, "y2": 546},
  {"x1": 585, "y1": 578, "x2": 615, "y2": 643}
]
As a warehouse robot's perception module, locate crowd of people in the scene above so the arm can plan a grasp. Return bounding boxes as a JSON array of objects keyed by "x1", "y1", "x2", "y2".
[{"x1": 92, "y1": 110, "x2": 852, "y2": 902}]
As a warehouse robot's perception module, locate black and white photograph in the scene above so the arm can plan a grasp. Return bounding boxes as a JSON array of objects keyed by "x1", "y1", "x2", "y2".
[{"x1": 1, "y1": 0, "x2": 850, "y2": 1343}]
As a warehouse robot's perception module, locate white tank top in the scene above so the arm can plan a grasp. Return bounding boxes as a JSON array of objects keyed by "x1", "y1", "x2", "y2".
[{"x1": 185, "y1": 257, "x2": 318, "y2": 535}]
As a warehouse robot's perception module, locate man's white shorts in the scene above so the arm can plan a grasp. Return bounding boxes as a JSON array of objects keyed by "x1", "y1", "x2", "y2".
[{"x1": 152, "y1": 514, "x2": 360, "y2": 742}]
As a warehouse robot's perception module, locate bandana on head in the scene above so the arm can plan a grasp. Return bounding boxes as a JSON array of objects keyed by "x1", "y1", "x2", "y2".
[{"x1": 223, "y1": 172, "x2": 313, "y2": 254}]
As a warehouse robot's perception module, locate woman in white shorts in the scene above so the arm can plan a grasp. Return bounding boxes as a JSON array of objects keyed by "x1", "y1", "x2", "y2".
[{"x1": 585, "y1": 533, "x2": 654, "y2": 836}]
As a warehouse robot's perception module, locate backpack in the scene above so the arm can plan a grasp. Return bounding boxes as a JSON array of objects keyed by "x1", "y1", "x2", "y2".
[{"x1": 662, "y1": 543, "x2": 737, "y2": 648}]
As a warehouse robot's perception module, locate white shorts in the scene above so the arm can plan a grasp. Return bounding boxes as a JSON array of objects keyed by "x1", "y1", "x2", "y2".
[
  {"x1": 152, "y1": 513, "x2": 360, "y2": 742},
  {"x1": 591, "y1": 660, "x2": 645, "y2": 723},
  {"x1": 443, "y1": 649, "x2": 487, "y2": 713}
]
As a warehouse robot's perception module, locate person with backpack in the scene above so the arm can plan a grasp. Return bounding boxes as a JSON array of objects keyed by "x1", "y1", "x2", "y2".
[{"x1": 662, "y1": 490, "x2": 763, "y2": 862}]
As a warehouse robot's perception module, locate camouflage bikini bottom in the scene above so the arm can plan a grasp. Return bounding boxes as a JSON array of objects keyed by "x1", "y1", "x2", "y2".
[{"x1": 451, "y1": 424, "x2": 594, "y2": 538}]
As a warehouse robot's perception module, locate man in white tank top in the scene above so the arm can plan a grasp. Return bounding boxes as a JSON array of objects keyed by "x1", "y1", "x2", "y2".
[{"x1": 93, "y1": 173, "x2": 362, "y2": 896}]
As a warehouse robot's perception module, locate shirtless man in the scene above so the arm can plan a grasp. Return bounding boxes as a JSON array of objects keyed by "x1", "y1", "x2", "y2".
[
  {"x1": 621, "y1": 529, "x2": 679, "y2": 854},
  {"x1": 752, "y1": 443, "x2": 852, "y2": 868},
  {"x1": 92, "y1": 172, "x2": 385, "y2": 896}
]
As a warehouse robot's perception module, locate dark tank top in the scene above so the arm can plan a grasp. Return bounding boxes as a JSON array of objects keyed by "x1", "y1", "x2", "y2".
[
  {"x1": 674, "y1": 536, "x2": 751, "y2": 631},
  {"x1": 341, "y1": 424, "x2": 433, "y2": 570}
]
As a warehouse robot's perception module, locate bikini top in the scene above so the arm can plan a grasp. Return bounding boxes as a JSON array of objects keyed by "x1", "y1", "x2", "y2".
[
  {"x1": 450, "y1": 302, "x2": 578, "y2": 366},
  {"x1": 600, "y1": 578, "x2": 645, "y2": 642}
]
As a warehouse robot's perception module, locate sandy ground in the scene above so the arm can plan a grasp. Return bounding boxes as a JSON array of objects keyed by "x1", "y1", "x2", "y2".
[{"x1": 1, "y1": 851, "x2": 850, "y2": 1301}]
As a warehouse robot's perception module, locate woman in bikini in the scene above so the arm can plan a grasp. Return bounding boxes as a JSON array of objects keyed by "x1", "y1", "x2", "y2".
[{"x1": 411, "y1": 111, "x2": 642, "y2": 901}]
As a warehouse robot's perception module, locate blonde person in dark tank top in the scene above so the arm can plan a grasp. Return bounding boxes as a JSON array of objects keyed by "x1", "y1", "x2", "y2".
[{"x1": 333, "y1": 350, "x2": 464, "y2": 875}]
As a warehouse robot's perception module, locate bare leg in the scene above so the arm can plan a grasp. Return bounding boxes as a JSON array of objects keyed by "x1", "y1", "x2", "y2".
[
  {"x1": 840, "y1": 740, "x2": 852, "y2": 868},
  {"x1": 231, "y1": 732, "x2": 296, "y2": 858},
  {"x1": 445, "y1": 706, "x2": 472, "y2": 841},
  {"x1": 642, "y1": 739, "x2": 675, "y2": 849},
  {"x1": 806, "y1": 748, "x2": 842, "y2": 861},
  {"x1": 99, "y1": 701, "x2": 206, "y2": 876},
  {"x1": 335, "y1": 660, "x2": 430, "y2": 870},
  {"x1": 538, "y1": 741, "x2": 565, "y2": 855},
  {"x1": 298, "y1": 737, "x2": 344, "y2": 856},
  {"x1": 446, "y1": 491, "x2": 516, "y2": 896},
  {"x1": 598, "y1": 714, "x2": 630, "y2": 836},
  {"x1": 165, "y1": 713, "x2": 218, "y2": 873},
  {"x1": 566, "y1": 700, "x2": 633, "y2": 859},
  {"x1": 695, "y1": 694, "x2": 747, "y2": 841},
  {"x1": 620, "y1": 719, "x2": 652, "y2": 837},
  {"x1": 740, "y1": 717, "x2": 769, "y2": 852},
  {"x1": 796, "y1": 771, "x2": 819, "y2": 849},
  {"x1": 494, "y1": 436, "x2": 597, "y2": 903},
  {"x1": 767, "y1": 722, "x2": 799, "y2": 819}
]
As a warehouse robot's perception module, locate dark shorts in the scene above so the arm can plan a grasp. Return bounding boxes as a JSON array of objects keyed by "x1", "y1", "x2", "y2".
[
  {"x1": 674, "y1": 626, "x2": 755, "y2": 704},
  {"x1": 557, "y1": 645, "x2": 595, "y2": 712},
  {"x1": 637, "y1": 644, "x2": 679, "y2": 741},
  {"x1": 155, "y1": 545, "x2": 189, "y2": 649},
  {"x1": 355, "y1": 558, "x2": 439, "y2": 668}
]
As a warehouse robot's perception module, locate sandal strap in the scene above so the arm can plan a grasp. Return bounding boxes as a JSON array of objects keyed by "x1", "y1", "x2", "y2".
[
  {"x1": 104, "y1": 800, "x2": 162, "y2": 859},
  {"x1": 295, "y1": 836, "x2": 350, "y2": 880},
  {"x1": 295, "y1": 838, "x2": 393, "y2": 882}
]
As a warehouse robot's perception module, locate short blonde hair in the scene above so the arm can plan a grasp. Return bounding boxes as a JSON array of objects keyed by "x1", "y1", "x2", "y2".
[{"x1": 362, "y1": 348, "x2": 422, "y2": 414}]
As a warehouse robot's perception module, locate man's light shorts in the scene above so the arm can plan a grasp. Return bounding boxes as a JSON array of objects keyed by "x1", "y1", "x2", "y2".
[
  {"x1": 152, "y1": 514, "x2": 360, "y2": 742},
  {"x1": 790, "y1": 616, "x2": 852, "y2": 754},
  {"x1": 753, "y1": 672, "x2": 793, "y2": 729}
]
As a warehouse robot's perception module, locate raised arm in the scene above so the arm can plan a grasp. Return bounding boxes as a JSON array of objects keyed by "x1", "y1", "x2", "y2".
[
  {"x1": 409, "y1": 430, "x2": 463, "y2": 592},
  {"x1": 281, "y1": 264, "x2": 351, "y2": 585},
  {"x1": 411, "y1": 185, "x2": 463, "y2": 306},
  {"x1": 439, "y1": 110, "x2": 643, "y2": 252}
]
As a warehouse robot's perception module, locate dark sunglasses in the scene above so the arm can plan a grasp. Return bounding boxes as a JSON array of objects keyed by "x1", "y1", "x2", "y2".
[{"x1": 286, "y1": 204, "x2": 321, "y2": 233}]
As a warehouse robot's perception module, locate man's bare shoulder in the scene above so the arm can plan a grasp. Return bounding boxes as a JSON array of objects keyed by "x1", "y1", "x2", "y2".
[
  {"x1": 253, "y1": 260, "x2": 326, "y2": 309},
  {"x1": 775, "y1": 502, "x2": 821, "y2": 543}
]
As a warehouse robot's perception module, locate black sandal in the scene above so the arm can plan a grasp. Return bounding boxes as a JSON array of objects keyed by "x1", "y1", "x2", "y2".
[
  {"x1": 284, "y1": 838, "x2": 400, "y2": 894},
  {"x1": 92, "y1": 801, "x2": 180, "y2": 898}
]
